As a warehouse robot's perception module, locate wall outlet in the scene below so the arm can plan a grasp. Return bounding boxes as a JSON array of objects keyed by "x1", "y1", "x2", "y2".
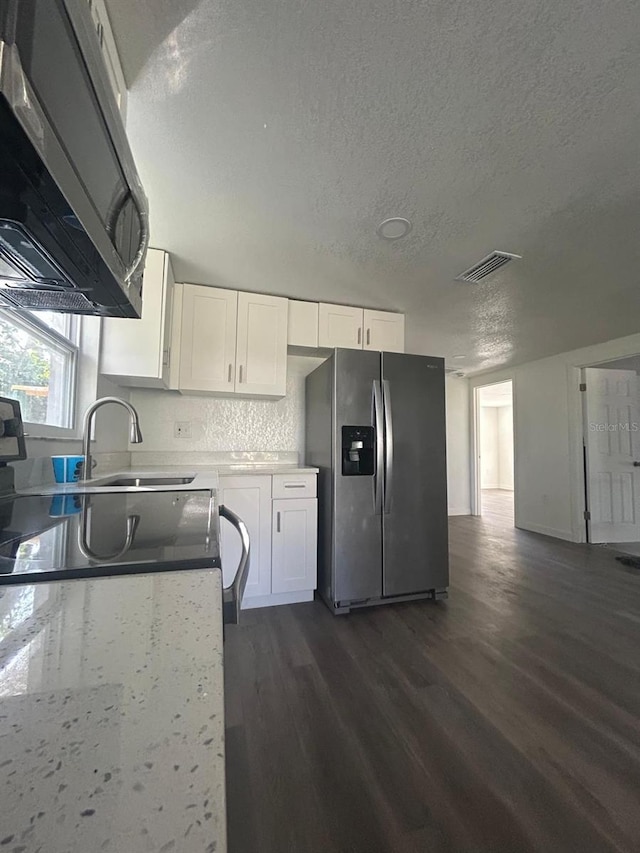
[{"x1": 174, "y1": 421, "x2": 192, "y2": 439}]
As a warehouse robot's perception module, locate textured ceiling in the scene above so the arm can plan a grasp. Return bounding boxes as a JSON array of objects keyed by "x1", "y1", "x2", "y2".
[{"x1": 105, "y1": 0, "x2": 640, "y2": 374}]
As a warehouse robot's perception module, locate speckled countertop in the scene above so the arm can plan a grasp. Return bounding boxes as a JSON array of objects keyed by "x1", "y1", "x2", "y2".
[{"x1": 0, "y1": 569, "x2": 226, "y2": 852}]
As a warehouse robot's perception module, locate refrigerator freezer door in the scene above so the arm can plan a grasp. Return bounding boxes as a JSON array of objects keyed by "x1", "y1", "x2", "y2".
[
  {"x1": 381, "y1": 353, "x2": 449, "y2": 597},
  {"x1": 333, "y1": 349, "x2": 383, "y2": 604}
]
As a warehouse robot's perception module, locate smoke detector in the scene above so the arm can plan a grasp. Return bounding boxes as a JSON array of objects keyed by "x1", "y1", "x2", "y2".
[
  {"x1": 455, "y1": 251, "x2": 521, "y2": 283},
  {"x1": 377, "y1": 217, "x2": 412, "y2": 240}
]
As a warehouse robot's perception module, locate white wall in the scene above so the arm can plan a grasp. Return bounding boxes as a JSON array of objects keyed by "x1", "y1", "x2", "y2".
[
  {"x1": 480, "y1": 407, "x2": 499, "y2": 488},
  {"x1": 498, "y1": 406, "x2": 514, "y2": 490},
  {"x1": 445, "y1": 375, "x2": 471, "y2": 515},
  {"x1": 479, "y1": 405, "x2": 513, "y2": 490},
  {"x1": 470, "y1": 331, "x2": 640, "y2": 542}
]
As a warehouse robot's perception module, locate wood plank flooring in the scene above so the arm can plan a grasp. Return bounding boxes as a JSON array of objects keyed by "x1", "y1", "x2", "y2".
[
  {"x1": 224, "y1": 505, "x2": 640, "y2": 853},
  {"x1": 481, "y1": 488, "x2": 514, "y2": 525}
]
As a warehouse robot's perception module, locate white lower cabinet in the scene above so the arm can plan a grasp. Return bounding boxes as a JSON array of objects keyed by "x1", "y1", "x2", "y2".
[
  {"x1": 271, "y1": 499, "x2": 317, "y2": 594},
  {"x1": 218, "y1": 476, "x2": 272, "y2": 599},
  {"x1": 219, "y1": 474, "x2": 317, "y2": 609}
]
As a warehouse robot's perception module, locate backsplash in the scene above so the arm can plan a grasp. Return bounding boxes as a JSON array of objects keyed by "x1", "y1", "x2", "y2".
[{"x1": 128, "y1": 357, "x2": 321, "y2": 457}]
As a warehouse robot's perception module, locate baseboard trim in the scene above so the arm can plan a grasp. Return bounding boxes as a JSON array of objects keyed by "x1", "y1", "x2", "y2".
[
  {"x1": 448, "y1": 508, "x2": 471, "y2": 516},
  {"x1": 242, "y1": 589, "x2": 314, "y2": 610},
  {"x1": 515, "y1": 521, "x2": 573, "y2": 542}
]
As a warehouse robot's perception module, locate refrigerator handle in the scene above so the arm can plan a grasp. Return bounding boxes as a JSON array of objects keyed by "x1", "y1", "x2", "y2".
[
  {"x1": 382, "y1": 379, "x2": 393, "y2": 514},
  {"x1": 372, "y1": 380, "x2": 384, "y2": 515}
]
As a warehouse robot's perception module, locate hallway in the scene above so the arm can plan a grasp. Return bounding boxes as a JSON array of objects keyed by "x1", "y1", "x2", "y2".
[{"x1": 481, "y1": 488, "x2": 514, "y2": 526}]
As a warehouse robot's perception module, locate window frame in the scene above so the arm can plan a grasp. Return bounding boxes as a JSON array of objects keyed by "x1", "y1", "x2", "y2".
[{"x1": 0, "y1": 308, "x2": 81, "y2": 438}]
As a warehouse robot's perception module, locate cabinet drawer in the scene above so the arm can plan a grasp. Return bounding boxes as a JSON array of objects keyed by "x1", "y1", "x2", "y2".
[{"x1": 272, "y1": 473, "x2": 317, "y2": 499}]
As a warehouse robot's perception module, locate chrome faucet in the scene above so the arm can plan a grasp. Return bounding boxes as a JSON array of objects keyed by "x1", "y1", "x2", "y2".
[{"x1": 81, "y1": 397, "x2": 143, "y2": 481}]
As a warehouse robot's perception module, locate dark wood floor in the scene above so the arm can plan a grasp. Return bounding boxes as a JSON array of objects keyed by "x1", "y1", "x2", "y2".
[{"x1": 224, "y1": 503, "x2": 640, "y2": 853}]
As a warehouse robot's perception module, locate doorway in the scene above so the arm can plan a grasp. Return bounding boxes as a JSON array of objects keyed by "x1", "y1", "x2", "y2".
[
  {"x1": 474, "y1": 381, "x2": 514, "y2": 525},
  {"x1": 582, "y1": 355, "x2": 640, "y2": 557}
]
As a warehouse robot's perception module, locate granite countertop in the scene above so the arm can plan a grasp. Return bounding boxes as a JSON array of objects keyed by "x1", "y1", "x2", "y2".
[
  {"x1": 213, "y1": 463, "x2": 319, "y2": 476},
  {"x1": 0, "y1": 569, "x2": 226, "y2": 852}
]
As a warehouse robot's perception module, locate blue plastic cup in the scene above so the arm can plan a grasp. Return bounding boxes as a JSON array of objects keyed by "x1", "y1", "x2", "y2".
[
  {"x1": 49, "y1": 494, "x2": 83, "y2": 516},
  {"x1": 51, "y1": 455, "x2": 85, "y2": 483}
]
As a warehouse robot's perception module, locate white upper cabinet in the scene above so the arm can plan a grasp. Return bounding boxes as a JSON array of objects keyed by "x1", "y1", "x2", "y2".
[
  {"x1": 313, "y1": 303, "x2": 405, "y2": 352},
  {"x1": 235, "y1": 292, "x2": 288, "y2": 397},
  {"x1": 318, "y1": 303, "x2": 364, "y2": 349},
  {"x1": 101, "y1": 248, "x2": 176, "y2": 388},
  {"x1": 175, "y1": 285, "x2": 288, "y2": 397},
  {"x1": 363, "y1": 309, "x2": 405, "y2": 353},
  {"x1": 86, "y1": 0, "x2": 128, "y2": 120},
  {"x1": 288, "y1": 299, "x2": 319, "y2": 348},
  {"x1": 178, "y1": 284, "x2": 238, "y2": 394}
]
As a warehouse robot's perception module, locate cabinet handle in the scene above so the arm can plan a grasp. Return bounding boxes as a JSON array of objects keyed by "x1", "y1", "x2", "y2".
[
  {"x1": 162, "y1": 348, "x2": 170, "y2": 368},
  {"x1": 276, "y1": 511, "x2": 281, "y2": 533},
  {"x1": 228, "y1": 363, "x2": 232, "y2": 383},
  {"x1": 366, "y1": 329, "x2": 370, "y2": 346},
  {"x1": 239, "y1": 365, "x2": 244, "y2": 383},
  {"x1": 284, "y1": 483, "x2": 306, "y2": 489},
  {"x1": 357, "y1": 327, "x2": 362, "y2": 345}
]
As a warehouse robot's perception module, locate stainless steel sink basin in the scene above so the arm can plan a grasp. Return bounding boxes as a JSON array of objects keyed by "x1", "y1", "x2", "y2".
[{"x1": 99, "y1": 476, "x2": 195, "y2": 487}]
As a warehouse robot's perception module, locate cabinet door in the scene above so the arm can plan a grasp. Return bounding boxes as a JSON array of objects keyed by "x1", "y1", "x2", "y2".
[
  {"x1": 363, "y1": 310, "x2": 405, "y2": 353},
  {"x1": 179, "y1": 285, "x2": 238, "y2": 393},
  {"x1": 288, "y1": 299, "x2": 319, "y2": 348},
  {"x1": 272, "y1": 499, "x2": 317, "y2": 594},
  {"x1": 235, "y1": 292, "x2": 288, "y2": 396},
  {"x1": 219, "y1": 477, "x2": 272, "y2": 600},
  {"x1": 160, "y1": 254, "x2": 176, "y2": 387},
  {"x1": 318, "y1": 303, "x2": 364, "y2": 349},
  {"x1": 101, "y1": 248, "x2": 173, "y2": 388},
  {"x1": 86, "y1": 0, "x2": 128, "y2": 119}
]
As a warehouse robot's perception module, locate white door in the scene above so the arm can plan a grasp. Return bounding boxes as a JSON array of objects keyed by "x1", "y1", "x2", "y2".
[
  {"x1": 235, "y1": 292, "x2": 288, "y2": 396},
  {"x1": 179, "y1": 285, "x2": 237, "y2": 393},
  {"x1": 318, "y1": 303, "x2": 363, "y2": 349},
  {"x1": 219, "y1": 476, "x2": 272, "y2": 600},
  {"x1": 272, "y1": 499, "x2": 317, "y2": 594},
  {"x1": 363, "y1": 310, "x2": 405, "y2": 353},
  {"x1": 584, "y1": 367, "x2": 640, "y2": 543}
]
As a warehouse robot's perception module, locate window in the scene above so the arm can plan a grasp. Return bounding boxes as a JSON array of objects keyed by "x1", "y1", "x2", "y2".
[{"x1": 0, "y1": 310, "x2": 79, "y2": 428}]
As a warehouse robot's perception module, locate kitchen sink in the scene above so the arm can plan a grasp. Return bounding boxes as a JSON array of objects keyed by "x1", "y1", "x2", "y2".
[{"x1": 98, "y1": 476, "x2": 196, "y2": 487}]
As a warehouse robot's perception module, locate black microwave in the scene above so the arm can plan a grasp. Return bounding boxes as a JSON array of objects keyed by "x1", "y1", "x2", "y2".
[{"x1": 0, "y1": 0, "x2": 148, "y2": 317}]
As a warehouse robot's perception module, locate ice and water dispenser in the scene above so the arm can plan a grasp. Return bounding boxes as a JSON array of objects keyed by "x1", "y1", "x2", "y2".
[{"x1": 341, "y1": 426, "x2": 375, "y2": 476}]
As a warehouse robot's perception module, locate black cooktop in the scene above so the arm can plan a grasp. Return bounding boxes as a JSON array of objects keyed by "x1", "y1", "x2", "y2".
[{"x1": 0, "y1": 489, "x2": 220, "y2": 585}]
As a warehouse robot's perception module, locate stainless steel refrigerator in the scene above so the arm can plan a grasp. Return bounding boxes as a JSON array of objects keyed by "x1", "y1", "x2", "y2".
[{"x1": 306, "y1": 349, "x2": 449, "y2": 614}]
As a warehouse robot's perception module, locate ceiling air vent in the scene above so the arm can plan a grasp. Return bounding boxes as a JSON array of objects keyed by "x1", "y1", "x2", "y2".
[{"x1": 455, "y1": 251, "x2": 521, "y2": 283}]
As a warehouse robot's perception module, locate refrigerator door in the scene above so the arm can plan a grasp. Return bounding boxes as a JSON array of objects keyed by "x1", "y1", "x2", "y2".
[
  {"x1": 333, "y1": 349, "x2": 383, "y2": 604},
  {"x1": 381, "y1": 353, "x2": 449, "y2": 597}
]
